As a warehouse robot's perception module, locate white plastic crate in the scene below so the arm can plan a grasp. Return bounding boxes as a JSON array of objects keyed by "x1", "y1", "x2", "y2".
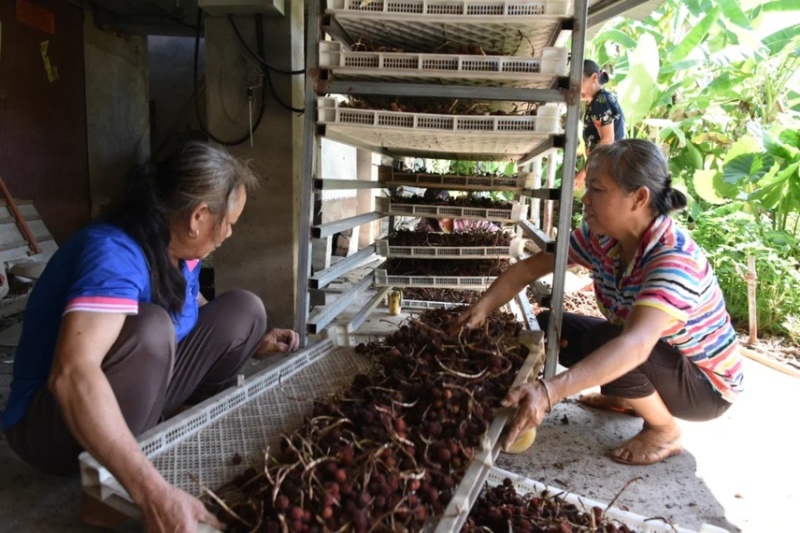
[
  {"x1": 325, "y1": 323, "x2": 390, "y2": 347},
  {"x1": 378, "y1": 165, "x2": 529, "y2": 191},
  {"x1": 79, "y1": 337, "x2": 545, "y2": 531},
  {"x1": 317, "y1": 97, "x2": 561, "y2": 160},
  {"x1": 327, "y1": 0, "x2": 571, "y2": 15},
  {"x1": 377, "y1": 239, "x2": 511, "y2": 259},
  {"x1": 324, "y1": 1, "x2": 571, "y2": 57},
  {"x1": 374, "y1": 269, "x2": 498, "y2": 289},
  {"x1": 318, "y1": 97, "x2": 559, "y2": 134},
  {"x1": 319, "y1": 41, "x2": 568, "y2": 85},
  {"x1": 541, "y1": 46, "x2": 569, "y2": 75},
  {"x1": 401, "y1": 298, "x2": 463, "y2": 310},
  {"x1": 401, "y1": 299, "x2": 522, "y2": 312},
  {"x1": 536, "y1": 102, "x2": 564, "y2": 133},
  {"x1": 79, "y1": 341, "x2": 371, "y2": 516},
  {"x1": 375, "y1": 196, "x2": 528, "y2": 223},
  {"x1": 484, "y1": 466, "x2": 701, "y2": 533}
]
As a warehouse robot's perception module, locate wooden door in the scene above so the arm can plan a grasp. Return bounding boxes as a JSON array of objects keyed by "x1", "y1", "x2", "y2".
[{"x1": 0, "y1": 0, "x2": 90, "y2": 244}]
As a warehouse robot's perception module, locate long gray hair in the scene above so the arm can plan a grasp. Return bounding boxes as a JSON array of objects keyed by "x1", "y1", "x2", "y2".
[
  {"x1": 586, "y1": 139, "x2": 687, "y2": 216},
  {"x1": 111, "y1": 142, "x2": 258, "y2": 313}
]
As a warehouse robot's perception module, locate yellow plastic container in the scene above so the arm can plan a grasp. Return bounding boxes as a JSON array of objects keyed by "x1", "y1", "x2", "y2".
[
  {"x1": 505, "y1": 426, "x2": 537, "y2": 454},
  {"x1": 388, "y1": 289, "x2": 402, "y2": 315}
]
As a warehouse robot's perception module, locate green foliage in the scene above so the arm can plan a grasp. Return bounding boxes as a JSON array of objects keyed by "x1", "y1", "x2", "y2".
[
  {"x1": 588, "y1": 0, "x2": 800, "y2": 340},
  {"x1": 684, "y1": 210, "x2": 800, "y2": 340},
  {"x1": 448, "y1": 161, "x2": 477, "y2": 175},
  {"x1": 616, "y1": 33, "x2": 660, "y2": 128},
  {"x1": 437, "y1": 160, "x2": 518, "y2": 176},
  {"x1": 422, "y1": 159, "x2": 519, "y2": 201}
]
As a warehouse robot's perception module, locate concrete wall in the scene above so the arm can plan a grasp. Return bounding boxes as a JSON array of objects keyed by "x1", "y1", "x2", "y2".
[
  {"x1": 320, "y1": 138, "x2": 358, "y2": 226},
  {"x1": 319, "y1": 141, "x2": 379, "y2": 255},
  {"x1": 204, "y1": 6, "x2": 304, "y2": 330},
  {"x1": 84, "y1": 9, "x2": 150, "y2": 217},
  {"x1": 148, "y1": 35, "x2": 206, "y2": 160}
]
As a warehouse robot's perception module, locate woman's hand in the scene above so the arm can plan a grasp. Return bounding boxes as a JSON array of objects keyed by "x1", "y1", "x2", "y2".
[
  {"x1": 501, "y1": 381, "x2": 552, "y2": 450},
  {"x1": 257, "y1": 328, "x2": 300, "y2": 356},
  {"x1": 450, "y1": 304, "x2": 488, "y2": 334},
  {"x1": 139, "y1": 482, "x2": 224, "y2": 532}
]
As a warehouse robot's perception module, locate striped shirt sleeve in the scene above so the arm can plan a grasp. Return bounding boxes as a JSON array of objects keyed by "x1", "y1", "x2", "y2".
[
  {"x1": 633, "y1": 250, "x2": 701, "y2": 323},
  {"x1": 568, "y1": 224, "x2": 593, "y2": 268},
  {"x1": 64, "y1": 233, "x2": 147, "y2": 316}
]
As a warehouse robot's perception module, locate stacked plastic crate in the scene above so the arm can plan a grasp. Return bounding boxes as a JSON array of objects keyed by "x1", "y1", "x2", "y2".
[
  {"x1": 307, "y1": 3, "x2": 589, "y2": 528},
  {"x1": 317, "y1": 0, "x2": 572, "y2": 314},
  {"x1": 372, "y1": 166, "x2": 527, "y2": 309}
]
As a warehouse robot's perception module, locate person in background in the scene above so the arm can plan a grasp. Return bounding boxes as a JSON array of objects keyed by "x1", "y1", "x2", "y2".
[
  {"x1": 415, "y1": 189, "x2": 500, "y2": 233},
  {"x1": 2, "y1": 142, "x2": 300, "y2": 531},
  {"x1": 455, "y1": 140, "x2": 742, "y2": 466},
  {"x1": 574, "y1": 60, "x2": 626, "y2": 191}
]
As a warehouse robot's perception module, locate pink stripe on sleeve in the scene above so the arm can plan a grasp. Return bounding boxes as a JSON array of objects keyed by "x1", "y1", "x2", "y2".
[{"x1": 64, "y1": 296, "x2": 139, "y2": 315}]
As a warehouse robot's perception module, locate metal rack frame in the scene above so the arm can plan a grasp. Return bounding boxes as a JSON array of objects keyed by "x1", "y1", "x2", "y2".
[
  {"x1": 292, "y1": 2, "x2": 590, "y2": 524},
  {"x1": 300, "y1": 0, "x2": 586, "y2": 361}
]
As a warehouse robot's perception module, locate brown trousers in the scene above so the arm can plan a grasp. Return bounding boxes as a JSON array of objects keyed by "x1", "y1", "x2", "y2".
[
  {"x1": 4, "y1": 290, "x2": 266, "y2": 475},
  {"x1": 537, "y1": 311, "x2": 731, "y2": 422}
]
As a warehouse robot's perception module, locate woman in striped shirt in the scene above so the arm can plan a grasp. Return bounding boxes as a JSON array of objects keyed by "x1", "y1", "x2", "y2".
[{"x1": 456, "y1": 139, "x2": 743, "y2": 465}]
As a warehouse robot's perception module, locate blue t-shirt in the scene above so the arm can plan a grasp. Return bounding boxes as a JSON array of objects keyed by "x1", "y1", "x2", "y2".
[{"x1": 1, "y1": 223, "x2": 201, "y2": 430}]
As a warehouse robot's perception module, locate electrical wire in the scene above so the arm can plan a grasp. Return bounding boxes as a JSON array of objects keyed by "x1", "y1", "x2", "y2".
[
  {"x1": 251, "y1": 14, "x2": 302, "y2": 115},
  {"x1": 145, "y1": 0, "x2": 198, "y2": 30},
  {"x1": 248, "y1": 15, "x2": 305, "y2": 114},
  {"x1": 193, "y1": 10, "x2": 268, "y2": 146},
  {"x1": 228, "y1": 15, "x2": 306, "y2": 76},
  {"x1": 264, "y1": 69, "x2": 305, "y2": 114}
]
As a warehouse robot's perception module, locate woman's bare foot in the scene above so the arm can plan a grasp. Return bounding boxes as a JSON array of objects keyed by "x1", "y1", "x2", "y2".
[
  {"x1": 611, "y1": 421, "x2": 682, "y2": 465},
  {"x1": 578, "y1": 392, "x2": 639, "y2": 417}
]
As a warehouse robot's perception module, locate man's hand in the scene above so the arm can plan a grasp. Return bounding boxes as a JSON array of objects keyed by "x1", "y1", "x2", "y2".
[
  {"x1": 257, "y1": 328, "x2": 300, "y2": 356},
  {"x1": 139, "y1": 483, "x2": 224, "y2": 533}
]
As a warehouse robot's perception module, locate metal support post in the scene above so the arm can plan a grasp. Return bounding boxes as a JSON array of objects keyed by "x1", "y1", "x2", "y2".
[
  {"x1": 296, "y1": 0, "x2": 321, "y2": 342},
  {"x1": 543, "y1": 150, "x2": 558, "y2": 237},
  {"x1": 529, "y1": 158, "x2": 543, "y2": 228},
  {"x1": 544, "y1": 0, "x2": 588, "y2": 378}
]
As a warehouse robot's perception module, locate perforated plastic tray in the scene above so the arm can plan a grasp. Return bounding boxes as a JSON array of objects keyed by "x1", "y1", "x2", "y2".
[
  {"x1": 378, "y1": 165, "x2": 529, "y2": 191},
  {"x1": 318, "y1": 97, "x2": 561, "y2": 161},
  {"x1": 374, "y1": 266, "x2": 498, "y2": 290},
  {"x1": 324, "y1": 323, "x2": 391, "y2": 347},
  {"x1": 319, "y1": 41, "x2": 568, "y2": 86},
  {"x1": 325, "y1": 0, "x2": 572, "y2": 57},
  {"x1": 434, "y1": 332, "x2": 545, "y2": 532},
  {"x1": 79, "y1": 341, "x2": 370, "y2": 516},
  {"x1": 484, "y1": 466, "x2": 699, "y2": 533},
  {"x1": 377, "y1": 239, "x2": 511, "y2": 259},
  {"x1": 376, "y1": 196, "x2": 527, "y2": 222},
  {"x1": 79, "y1": 338, "x2": 547, "y2": 532},
  {"x1": 402, "y1": 298, "x2": 462, "y2": 310}
]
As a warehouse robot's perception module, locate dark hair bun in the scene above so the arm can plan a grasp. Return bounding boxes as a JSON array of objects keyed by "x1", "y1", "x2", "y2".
[
  {"x1": 599, "y1": 71, "x2": 610, "y2": 85},
  {"x1": 665, "y1": 188, "x2": 688, "y2": 212}
]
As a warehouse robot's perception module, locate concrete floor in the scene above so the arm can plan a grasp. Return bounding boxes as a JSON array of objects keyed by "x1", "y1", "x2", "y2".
[
  {"x1": 1, "y1": 294, "x2": 798, "y2": 532},
  {"x1": 339, "y1": 301, "x2": 800, "y2": 533}
]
